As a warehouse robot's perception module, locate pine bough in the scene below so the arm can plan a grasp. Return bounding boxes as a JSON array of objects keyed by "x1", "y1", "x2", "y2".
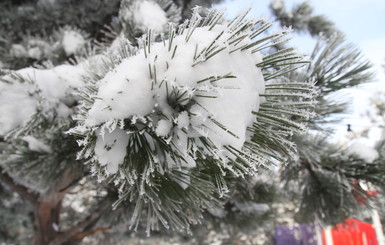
[{"x1": 1, "y1": 7, "x2": 315, "y2": 234}]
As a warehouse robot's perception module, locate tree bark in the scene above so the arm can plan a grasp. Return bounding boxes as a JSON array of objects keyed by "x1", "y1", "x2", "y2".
[
  {"x1": 0, "y1": 166, "x2": 39, "y2": 204},
  {"x1": 1, "y1": 166, "x2": 106, "y2": 245},
  {"x1": 33, "y1": 169, "x2": 75, "y2": 245},
  {"x1": 33, "y1": 199, "x2": 62, "y2": 245}
]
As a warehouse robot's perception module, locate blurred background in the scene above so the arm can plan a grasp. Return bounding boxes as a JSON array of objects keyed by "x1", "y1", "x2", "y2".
[{"x1": 215, "y1": 0, "x2": 385, "y2": 145}]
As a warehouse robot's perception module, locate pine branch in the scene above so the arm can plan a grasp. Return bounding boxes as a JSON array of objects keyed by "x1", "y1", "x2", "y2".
[
  {"x1": 0, "y1": 165, "x2": 39, "y2": 204},
  {"x1": 300, "y1": 158, "x2": 322, "y2": 186}
]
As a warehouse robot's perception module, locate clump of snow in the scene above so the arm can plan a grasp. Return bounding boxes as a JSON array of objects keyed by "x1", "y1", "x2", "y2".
[
  {"x1": 233, "y1": 201, "x2": 270, "y2": 214},
  {"x1": 155, "y1": 119, "x2": 173, "y2": 137},
  {"x1": 0, "y1": 64, "x2": 85, "y2": 135},
  {"x1": 10, "y1": 44, "x2": 28, "y2": 58},
  {"x1": 347, "y1": 140, "x2": 379, "y2": 163},
  {"x1": 207, "y1": 207, "x2": 227, "y2": 218},
  {"x1": 134, "y1": 1, "x2": 168, "y2": 32},
  {"x1": 0, "y1": 80, "x2": 37, "y2": 135},
  {"x1": 22, "y1": 136, "x2": 52, "y2": 153},
  {"x1": 27, "y1": 47, "x2": 43, "y2": 60},
  {"x1": 271, "y1": 0, "x2": 284, "y2": 11},
  {"x1": 94, "y1": 128, "x2": 130, "y2": 174},
  {"x1": 120, "y1": 0, "x2": 168, "y2": 33},
  {"x1": 27, "y1": 38, "x2": 52, "y2": 59},
  {"x1": 86, "y1": 25, "x2": 265, "y2": 160},
  {"x1": 177, "y1": 111, "x2": 189, "y2": 129},
  {"x1": 17, "y1": 64, "x2": 85, "y2": 105},
  {"x1": 62, "y1": 29, "x2": 86, "y2": 56}
]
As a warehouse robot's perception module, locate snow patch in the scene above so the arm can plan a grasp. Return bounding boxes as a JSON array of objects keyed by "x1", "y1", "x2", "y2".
[
  {"x1": 176, "y1": 111, "x2": 190, "y2": 129},
  {"x1": 271, "y1": 0, "x2": 284, "y2": 10},
  {"x1": 22, "y1": 136, "x2": 52, "y2": 153},
  {"x1": 347, "y1": 140, "x2": 379, "y2": 163},
  {"x1": 62, "y1": 30, "x2": 86, "y2": 56},
  {"x1": 135, "y1": 1, "x2": 167, "y2": 32},
  {"x1": 0, "y1": 81, "x2": 37, "y2": 135},
  {"x1": 155, "y1": 119, "x2": 173, "y2": 137},
  {"x1": 10, "y1": 44, "x2": 27, "y2": 58},
  {"x1": 0, "y1": 64, "x2": 85, "y2": 135},
  {"x1": 120, "y1": 0, "x2": 168, "y2": 34},
  {"x1": 94, "y1": 128, "x2": 130, "y2": 174},
  {"x1": 86, "y1": 25, "x2": 265, "y2": 156},
  {"x1": 135, "y1": 1, "x2": 168, "y2": 32}
]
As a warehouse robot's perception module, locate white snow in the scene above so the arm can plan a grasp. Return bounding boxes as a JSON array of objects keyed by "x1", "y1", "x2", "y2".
[
  {"x1": 271, "y1": 0, "x2": 284, "y2": 10},
  {"x1": 120, "y1": 0, "x2": 168, "y2": 33},
  {"x1": 0, "y1": 64, "x2": 85, "y2": 135},
  {"x1": 27, "y1": 47, "x2": 43, "y2": 60},
  {"x1": 86, "y1": 54, "x2": 154, "y2": 125},
  {"x1": 62, "y1": 30, "x2": 86, "y2": 56},
  {"x1": 86, "y1": 25, "x2": 265, "y2": 159},
  {"x1": 176, "y1": 111, "x2": 189, "y2": 129},
  {"x1": 347, "y1": 140, "x2": 379, "y2": 163},
  {"x1": 135, "y1": 1, "x2": 168, "y2": 32},
  {"x1": 10, "y1": 44, "x2": 27, "y2": 58},
  {"x1": 155, "y1": 119, "x2": 173, "y2": 137},
  {"x1": 207, "y1": 207, "x2": 227, "y2": 218},
  {"x1": 17, "y1": 64, "x2": 85, "y2": 105},
  {"x1": 94, "y1": 128, "x2": 130, "y2": 174},
  {"x1": 0, "y1": 81, "x2": 37, "y2": 135},
  {"x1": 22, "y1": 136, "x2": 52, "y2": 153},
  {"x1": 85, "y1": 25, "x2": 265, "y2": 172}
]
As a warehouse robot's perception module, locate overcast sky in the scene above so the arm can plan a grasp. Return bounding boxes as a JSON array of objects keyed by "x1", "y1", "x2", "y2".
[{"x1": 215, "y1": 0, "x2": 385, "y2": 143}]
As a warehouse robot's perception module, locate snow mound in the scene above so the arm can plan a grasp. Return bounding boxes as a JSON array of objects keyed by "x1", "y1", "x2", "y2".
[
  {"x1": 347, "y1": 140, "x2": 379, "y2": 163},
  {"x1": 94, "y1": 128, "x2": 130, "y2": 174},
  {"x1": 62, "y1": 29, "x2": 86, "y2": 56},
  {"x1": 0, "y1": 64, "x2": 85, "y2": 135},
  {"x1": 120, "y1": 0, "x2": 168, "y2": 33},
  {"x1": 0, "y1": 80, "x2": 37, "y2": 135},
  {"x1": 134, "y1": 0, "x2": 168, "y2": 32},
  {"x1": 85, "y1": 24, "x2": 264, "y2": 174}
]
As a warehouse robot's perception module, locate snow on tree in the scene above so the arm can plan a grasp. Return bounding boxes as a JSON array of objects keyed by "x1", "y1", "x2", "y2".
[
  {"x1": 270, "y1": 0, "x2": 337, "y2": 37},
  {"x1": 0, "y1": 0, "x2": 384, "y2": 244},
  {"x1": 0, "y1": 2, "x2": 314, "y2": 242},
  {"x1": 68, "y1": 7, "x2": 314, "y2": 234}
]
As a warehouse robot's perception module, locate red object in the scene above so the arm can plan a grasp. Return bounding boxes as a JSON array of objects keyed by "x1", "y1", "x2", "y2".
[
  {"x1": 321, "y1": 219, "x2": 378, "y2": 245},
  {"x1": 352, "y1": 180, "x2": 379, "y2": 204}
]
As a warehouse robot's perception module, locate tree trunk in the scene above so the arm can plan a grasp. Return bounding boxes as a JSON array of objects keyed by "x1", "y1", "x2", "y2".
[
  {"x1": 1, "y1": 166, "x2": 103, "y2": 245},
  {"x1": 33, "y1": 169, "x2": 75, "y2": 245},
  {"x1": 33, "y1": 199, "x2": 62, "y2": 245}
]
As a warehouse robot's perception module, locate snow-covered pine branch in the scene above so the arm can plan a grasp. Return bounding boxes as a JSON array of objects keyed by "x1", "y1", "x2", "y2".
[
  {"x1": 68, "y1": 7, "x2": 316, "y2": 233},
  {"x1": 0, "y1": 64, "x2": 86, "y2": 193},
  {"x1": 0, "y1": 64, "x2": 86, "y2": 137}
]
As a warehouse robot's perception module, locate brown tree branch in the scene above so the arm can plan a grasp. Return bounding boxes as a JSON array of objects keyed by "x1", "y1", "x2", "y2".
[
  {"x1": 33, "y1": 168, "x2": 80, "y2": 245},
  {"x1": 49, "y1": 204, "x2": 108, "y2": 245},
  {"x1": 0, "y1": 166, "x2": 39, "y2": 204},
  {"x1": 72, "y1": 226, "x2": 110, "y2": 240}
]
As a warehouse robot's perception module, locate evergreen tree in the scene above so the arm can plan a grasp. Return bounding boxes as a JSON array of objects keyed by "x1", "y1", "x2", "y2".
[
  {"x1": 0, "y1": 0, "x2": 383, "y2": 244},
  {"x1": 269, "y1": 0, "x2": 337, "y2": 37}
]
